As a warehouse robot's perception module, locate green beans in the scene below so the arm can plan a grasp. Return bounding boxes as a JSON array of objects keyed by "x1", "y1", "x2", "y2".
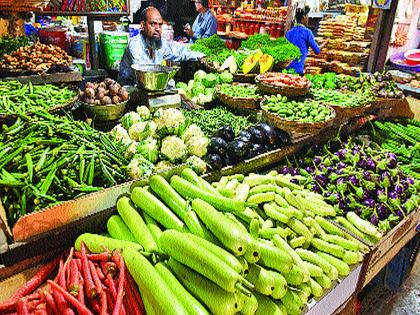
[
  {"x1": 219, "y1": 83, "x2": 260, "y2": 99},
  {"x1": 0, "y1": 81, "x2": 77, "y2": 115}
]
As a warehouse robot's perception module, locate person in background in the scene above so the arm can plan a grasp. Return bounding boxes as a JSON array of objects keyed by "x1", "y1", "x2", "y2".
[
  {"x1": 118, "y1": 7, "x2": 204, "y2": 85},
  {"x1": 24, "y1": 12, "x2": 38, "y2": 40},
  {"x1": 184, "y1": 0, "x2": 217, "y2": 43},
  {"x1": 285, "y1": 6, "x2": 328, "y2": 75}
]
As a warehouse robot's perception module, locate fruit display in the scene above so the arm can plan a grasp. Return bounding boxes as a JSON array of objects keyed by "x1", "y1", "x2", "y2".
[
  {"x1": 283, "y1": 135, "x2": 419, "y2": 234},
  {"x1": 112, "y1": 107, "x2": 209, "y2": 176},
  {"x1": 337, "y1": 72, "x2": 404, "y2": 98},
  {"x1": 257, "y1": 73, "x2": 311, "y2": 88},
  {"x1": 80, "y1": 78, "x2": 129, "y2": 105},
  {"x1": 312, "y1": 89, "x2": 374, "y2": 108},
  {"x1": 183, "y1": 106, "x2": 258, "y2": 137},
  {"x1": 206, "y1": 123, "x2": 291, "y2": 170},
  {"x1": 218, "y1": 83, "x2": 260, "y2": 99},
  {"x1": 0, "y1": 81, "x2": 77, "y2": 115},
  {"x1": 0, "y1": 246, "x2": 142, "y2": 315},
  {"x1": 176, "y1": 70, "x2": 233, "y2": 105},
  {"x1": 0, "y1": 112, "x2": 130, "y2": 225},
  {"x1": 262, "y1": 95, "x2": 335, "y2": 123},
  {"x1": 74, "y1": 167, "x2": 368, "y2": 315},
  {"x1": 0, "y1": 42, "x2": 73, "y2": 74}
]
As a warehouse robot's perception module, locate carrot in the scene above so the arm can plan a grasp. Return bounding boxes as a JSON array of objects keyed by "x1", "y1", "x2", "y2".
[
  {"x1": 96, "y1": 267, "x2": 105, "y2": 280},
  {"x1": 58, "y1": 248, "x2": 74, "y2": 288},
  {"x1": 80, "y1": 243, "x2": 97, "y2": 299},
  {"x1": 11, "y1": 258, "x2": 59, "y2": 300},
  {"x1": 62, "y1": 309, "x2": 76, "y2": 315},
  {"x1": 74, "y1": 251, "x2": 112, "y2": 262},
  {"x1": 43, "y1": 290, "x2": 58, "y2": 315},
  {"x1": 101, "y1": 262, "x2": 117, "y2": 276},
  {"x1": 51, "y1": 285, "x2": 69, "y2": 314},
  {"x1": 68, "y1": 260, "x2": 79, "y2": 296},
  {"x1": 47, "y1": 281, "x2": 94, "y2": 315},
  {"x1": 34, "y1": 309, "x2": 48, "y2": 315},
  {"x1": 77, "y1": 274, "x2": 85, "y2": 305},
  {"x1": 126, "y1": 273, "x2": 145, "y2": 314},
  {"x1": 54, "y1": 259, "x2": 63, "y2": 283},
  {"x1": 105, "y1": 274, "x2": 117, "y2": 300},
  {"x1": 88, "y1": 261, "x2": 103, "y2": 295},
  {"x1": 16, "y1": 298, "x2": 29, "y2": 315},
  {"x1": 124, "y1": 278, "x2": 144, "y2": 315},
  {"x1": 106, "y1": 289, "x2": 115, "y2": 313},
  {"x1": 112, "y1": 252, "x2": 125, "y2": 315}
]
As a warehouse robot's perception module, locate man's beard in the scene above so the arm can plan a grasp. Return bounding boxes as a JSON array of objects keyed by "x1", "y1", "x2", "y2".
[{"x1": 142, "y1": 31, "x2": 162, "y2": 50}]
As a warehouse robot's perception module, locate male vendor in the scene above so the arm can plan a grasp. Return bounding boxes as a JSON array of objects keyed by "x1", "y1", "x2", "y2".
[{"x1": 118, "y1": 6, "x2": 203, "y2": 85}]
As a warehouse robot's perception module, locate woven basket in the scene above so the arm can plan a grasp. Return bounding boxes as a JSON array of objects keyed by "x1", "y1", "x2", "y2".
[
  {"x1": 215, "y1": 83, "x2": 261, "y2": 110},
  {"x1": 261, "y1": 103, "x2": 336, "y2": 135},
  {"x1": 329, "y1": 103, "x2": 371, "y2": 120},
  {"x1": 256, "y1": 75, "x2": 311, "y2": 97}
]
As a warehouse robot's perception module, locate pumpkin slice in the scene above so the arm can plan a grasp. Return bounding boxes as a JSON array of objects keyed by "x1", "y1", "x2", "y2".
[{"x1": 259, "y1": 54, "x2": 274, "y2": 74}]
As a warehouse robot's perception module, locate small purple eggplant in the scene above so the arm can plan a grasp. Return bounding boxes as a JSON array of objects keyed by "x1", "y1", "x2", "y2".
[
  {"x1": 337, "y1": 162, "x2": 347, "y2": 170},
  {"x1": 370, "y1": 214, "x2": 379, "y2": 226},
  {"x1": 348, "y1": 175, "x2": 359, "y2": 186},
  {"x1": 366, "y1": 158, "x2": 377, "y2": 171},
  {"x1": 363, "y1": 171, "x2": 372, "y2": 181},
  {"x1": 363, "y1": 198, "x2": 376, "y2": 208}
]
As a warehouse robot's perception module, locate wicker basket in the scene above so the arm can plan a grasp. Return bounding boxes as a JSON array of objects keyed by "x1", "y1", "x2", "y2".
[
  {"x1": 261, "y1": 102, "x2": 336, "y2": 135},
  {"x1": 329, "y1": 103, "x2": 371, "y2": 120},
  {"x1": 215, "y1": 83, "x2": 262, "y2": 110},
  {"x1": 256, "y1": 75, "x2": 311, "y2": 97}
]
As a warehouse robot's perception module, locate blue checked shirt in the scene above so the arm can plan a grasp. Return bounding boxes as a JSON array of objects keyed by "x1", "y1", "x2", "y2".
[
  {"x1": 190, "y1": 9, "x2": 218, "y2": 43},
  {"x1": 118, "y1": 34, "x2": 204, "y2": 85}
]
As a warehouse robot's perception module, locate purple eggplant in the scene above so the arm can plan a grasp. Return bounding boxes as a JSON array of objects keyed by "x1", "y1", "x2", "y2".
[
  {"x1": 363, "y1": 171, "x2": 372, "y2": 181},
  {"x1": 305, "y1": 166, "x2": 314, "y2": 173},
  {"x1": 370, "y1": 214, "x2": 379, "y2": 226},
  {"x1": 363, "y1": 198, "x2": 376, "y2": 208},
  {"x1": 366, "y1": 158, "x2": 377, "y2": 171},
  {"x1": 376, "y1": 204, "x2": 389, "y2": 220},
  {"x1": 280, "y1": 166, "x2": 290, "y2": 175},
  {"x1": 337, "y1": 162, "x2": 347, "y2": 170},
  {"x1": 377, "y1": 189, "x2": 388, "y2": 203},
  {"x1": 348, "y1": 175, "x2": 359, "y2": 186}
]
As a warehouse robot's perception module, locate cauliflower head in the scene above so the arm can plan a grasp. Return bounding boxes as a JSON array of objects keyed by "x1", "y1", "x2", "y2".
[
  {"x1": 182, "y1": 124, "x2": 205, "y2": 143},
  {"x1": 110, "y1": 124, "x2": 131, "y2": 145},
  {"x1": 123, "y1": 141, "x2": 139, "y2": 159},
  {"x1": 126, "y1": 155, "x2": 154, "y2": 179},
  {"x1": 160, "y1": 136, "x2": 187, "y2": 162},
  {"x1": 154, "y1": 108, "x2": 186, "y2": 136},
  {"x1": 136, "y1": 106, "x2": 151, "y2": 121},
  {"x1": 186, "y1": 135, "x2": 209, "y2": 158},
  {"x1": 121, "y1": 112, "x2": 142, "y2": 130},
  {"x1": 136, "y1": 137, "x2": 159, "y2": 163},
  {"x1": 153, "y1": 160, "x2": 174, "y2": 173},
  {"x1": 128, "y1": 121, "x2": 156, "y2": 141},
  {"x1": 186, "y1": 156, "x2": 207, "y2": 175}
]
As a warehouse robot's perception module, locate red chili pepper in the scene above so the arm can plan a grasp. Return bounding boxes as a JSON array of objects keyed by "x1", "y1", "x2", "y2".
[
  {"x1": 11, "y1": 258, "x2": 59, "y2": 301},
  {"x1": 47, "y1": 281, "x2": 94, "y2": 315},
  {"x1": 43, "y1": 290, "x2": 59, "y2": 315},
  {"x1": 112, "y1": 252, "x2": 125, "y2": 315},
  {"x1": 68, "y1": 259, "x2": 79, "y2": 296},
  {"x1": 16, "y1": 297, "x2": 29, "y2": 315},
  {"x1": 80, "y1": 243, "x2": 97, "y2": 299}
]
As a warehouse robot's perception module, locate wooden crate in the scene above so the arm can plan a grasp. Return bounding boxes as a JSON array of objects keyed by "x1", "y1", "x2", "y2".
[{"x1": 358, "y1": 210, "x2": 420, "y2": 289}]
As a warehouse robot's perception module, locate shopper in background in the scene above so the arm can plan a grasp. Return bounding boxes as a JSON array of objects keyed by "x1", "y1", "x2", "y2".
[
  {"x1": 118, "y1": 7, "x2": 204, "y2": 85},
  {"x1": 24, "y1": 12, "x2": 38, "y2": 40},
  {"x1": 184, "y1": 0, "x2": 217, "y2": 43},
  {"x1": 285, "y1": 6, "x2": 328, "y2": 75}
]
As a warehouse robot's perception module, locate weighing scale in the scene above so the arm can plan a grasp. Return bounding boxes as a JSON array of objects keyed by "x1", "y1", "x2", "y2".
[{"x1": 131, "y1": 86, "x2": 182, "y2": 111}]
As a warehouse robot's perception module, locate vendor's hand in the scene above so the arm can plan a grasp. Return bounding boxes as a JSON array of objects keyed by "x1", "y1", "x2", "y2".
[{"x1": 184, "y1": 27, "x2": 194, "y2": 37}]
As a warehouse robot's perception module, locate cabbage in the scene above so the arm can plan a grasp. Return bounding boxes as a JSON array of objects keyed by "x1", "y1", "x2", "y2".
[
  {"x1": 136, "y1": 137, "x2": 159, "y2": 163},
  {"x1": 220, "y1": 71, "x2": 234, "y2": 84},
  {"x1": 121, "y1": 112, "x2": 142, "y2": 130},
  {"x1": 192, "y1": 82, "x2": 205, "y2": 96},
  {"x1": 176, "y1": 82, "x2": 188, "y2": 90},
  {"x1": 202, "y1": 73, "x2": 218, "y2": 88},
  {"x1": 194, "y1": 70, "x2": 207, "y2": 82}
]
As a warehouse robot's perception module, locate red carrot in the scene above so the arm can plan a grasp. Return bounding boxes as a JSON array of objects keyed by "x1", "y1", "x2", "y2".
[
  {"x1": 100, "y1": 262, "x2": 117, "y2": 276},
  {"x1": 96, "y1": 266, "x2": 105, "y2": 280},
  {"x1": 43, "y1": 290, "x2": 59, "y2": 315},
  {"x1": 105, "y1": 274, "x2": 117, "y2": 300},
  {"x1": 63, "y1": 308, "x2": 76, "y2": 315},
  {"x1": 68, "y1": 259, "x2": 79, "y2": 296},
  {"x1": 47, "y1": 281, "x2": 94, "y2": 315},
  {"x1": 124, "y1": 279, "x2": 144, "y2": 315},
  {"x1": 58, "y1": 248, "x2": 74, "y2": 288},
  {"x1": 74, "y1": 251, "x2": 111, "y2": 262},
  {"x1": 16, "y1": 298, "x2": 29, "y2": 315},
  {"x1": 77, "y1": 273, "x2": 85, "y2": 305},
  {"x1": 80, "y1": 243, "x2": 97, "y2": 299},
  {"x1": 54, "y1": 259, "x2": 64, "y2": 283},
  {"x1": 126, "y1": 273, "x2": 145, "y2": 313},
  {"x1": 34, "y1": 309, "x2": 48, "y2": 315},
  {"x1": 75, "y1": 259, "x2": 81, "y2": 270},
  {"x1": 112, "y1": 252, "x2": 125, "y2": 315},
  {"x1": 11, "y1": 258, "x2": 59, "y2": 301},
  {"x1": 51, "y1": 285, "x2": 69, "y2": 314},
  {"x1": 88, "y1": 261, "x2": 103, "y2": 294},
  {"x1": 91, "y1": 299, "x2": 101, "y2": 314},
  {"x1": 105, "y1": 289, "x2": 115, "y2": 313}
]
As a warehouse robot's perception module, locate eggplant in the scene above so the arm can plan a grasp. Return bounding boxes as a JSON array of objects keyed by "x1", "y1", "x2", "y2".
[
  {"x1": 256, "y1": 123, "x2": 278, "y2": 145},
  {"x1": 276, "y1": 129, "x2": 291, "y2": 146},
  {"x1": 248, "y1": 143, "x2": 265, "y2": 158},
  {"x1": 215, "y1": 126, "x2": 235, "y2": 142},
  {"x1": 208, "y1": 137, "x2": 228, "y2": 156},
  {"x1": 206, "y1": 154, "x2": 224, "y2": 170},
  {"x1": 248, "y1": 127, "x2": 266, "y2": 144},
  {"x1": 237, "y1": 130, "x2": 253, "y2": 143},
  {"x1": 228, "y1": 140, "x2": 250, "y2": 161}
]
